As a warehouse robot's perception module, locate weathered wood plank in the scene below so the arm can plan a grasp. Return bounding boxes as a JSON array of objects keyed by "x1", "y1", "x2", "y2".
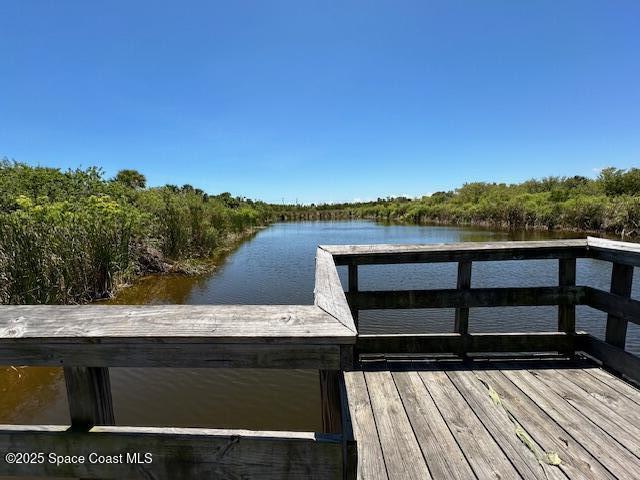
[
  {"x1": 324, "y1": 240, "x2": 589, "y2": 265},
  {"x1": 453, "y1": 261, "x2": 472, "y2": 338},
  {"x1": 391, "y1": 370, "x2": 476, "y2": 480},
  {"x1": 584, "y1": 367, "x2": 640, "y2": 405},
  {"x1": 348, "y1": 264, "x2": 359, "y2": 330},
  {"x1": 553, "y1": 367, "x2": 640, "y2": 430},
  {"x1": 531, "y1": 368, "x2": 640, "y2": 457},
  {"x1": 338, "y1": 374, "x2": 358, "y2": 480},
  {"x1": 64, "y1": 367, "x2": 114, "y2": 430},
  {"x1": 343, "y1": 371, "x2": 388, "y2": 480},
  {"x1": 0, "y1": 305, "x2": 355, "y2": 344},
  {"x1": 315, "y1": 248, "x2": 357, "y2": 333},
  {"x1": 357, "y1": 332, "x2": 581, "y2": 355},
  {"x1": 579, "y1": 334, "x2": 640, "y2": 384},
  {"x1": 558, "y1": 258, "x2": 576, "y2": 334},
  {"x1": 365, "y1": 370, "x2": 431, "y2": 479},
  {"x1": 0, "y1": 425, "x2": 343, "y2": 479},
  {"x1": 587, "y1": 236, "x2": 640, "y2": 267},
  {"x1": 585, "y1": 287, "x2": 640, "y2": 326},
  {"x1": 605, "y1": 262, "x2": 634, "y2": 348},
  {"x1": 474, "y1": 368, "x2": 615, "y2": 480},
  {"x1": 319, "y1": 370, "x2": 342, "y2": 434},
  {"x1": 418, "y1": 370, "x2": 521, "y2": 480},
  {"x1": 0, "y1": 343, "x2": 343, "y2": 369},
  {"x1": 446, "y1": 370, "x2": 563, "y2": 480},
  {"x1": 502, "y1": 368, "x2": 640, "y2": 480},
  {"x1": 348, "y1": 286, "x2": 587, "y2": 310}
]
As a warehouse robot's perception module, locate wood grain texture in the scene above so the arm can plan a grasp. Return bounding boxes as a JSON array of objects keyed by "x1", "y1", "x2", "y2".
[
  {"x1": 605, "y1": 262, "x2": 634, "y2": 348},
  {"x1": 323, "y1": 239, "x2": 589, "y2": 265},
  {"x1": 585, "y1": 286, "x2": 640, "y2": 326},
  {"x1": 315, "y1": 247, "x2": 357, "y2": 333},
  {"x1": 348, "y1": 286, "x2": 587, "y2": 310},
  {"x1": 531, "y1": 368, "x2": 640, "y2": 457},
  {"x1": 0, "y1": 425, "x2": 343, "y2": 479},
  {"x1": 357, "y1": 332, "x2": 582, "y2": 355},
  {"x1": 558, "y1": 258, "x2": 576, "y2": 334},
  {"x1": 419, "y1": 369, "x2": 521, "y2": 480},
  {"x1": 587, "y1": 236, "x2": 640, "y2": 266},
  {"x1": 392, "y1": 370, "x2": 475, "y2": 480},
  {"x1": 64, "y1": 367, "x2": 114, "y2": 429},
  {"x1": 453, "y1": 261, "x2": 472, "y2": 337},
  {"x1": 579, "y1": 334, "x2": 640, "y2": 384},
  {"x1": 584, "y1": 367, "x2": 640, "y2": 405},
  {"x1": 474, "y1": 368, "x2": 615, "y2": 480},
  {"x1": 0, "y1": 342, "x2": 342, "y2": 369},
  {"x1": 446, "y1": 369, "x2": 563, "y2": 480},
  {"x1": 0, "y1": 304, "x2": 354, "y2": 344},
  {"x1": 503, "y1": 368, "x2": 640, "y2": 480},
  {"x1": 343, "y1": 371, "x2": 388, "y2": 480},
  {"x1": 365, "y1": 370, "x2": 431, "y2": 479}
]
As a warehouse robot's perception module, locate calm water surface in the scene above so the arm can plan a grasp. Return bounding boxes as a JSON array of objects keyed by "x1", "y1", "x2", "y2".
[{"x1": 2, "y1": 221, "x2": 638, "y2": 431}]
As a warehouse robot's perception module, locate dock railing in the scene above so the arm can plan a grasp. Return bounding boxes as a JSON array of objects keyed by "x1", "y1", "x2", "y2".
[
  {"x1": 324, "y1": 236, "x2": 640, "y2": 384},
  {"x1": 0, "y1": 252, "x2": 357, "y2": 479},
  {"x1": 1, "y1": 236, "x2": 640, "y2": 478}
]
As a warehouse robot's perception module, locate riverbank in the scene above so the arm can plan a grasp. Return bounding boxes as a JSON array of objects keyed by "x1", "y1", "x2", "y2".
[
  {"x1": 0, "y1": 162, "x2": 277, "y2": 305},
  {"x1": 278, "y1": 169, "x2": 640, "y2": 239}
]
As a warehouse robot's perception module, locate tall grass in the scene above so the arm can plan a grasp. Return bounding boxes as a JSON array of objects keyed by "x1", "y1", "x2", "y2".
[{"x1": 0, "y1": 161, "x2": 274, "y2": 304}]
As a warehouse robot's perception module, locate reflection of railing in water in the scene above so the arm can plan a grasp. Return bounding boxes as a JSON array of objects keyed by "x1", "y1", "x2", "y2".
[{"x1": 1, "y1": 236, "x2": 640, "y2": 479}]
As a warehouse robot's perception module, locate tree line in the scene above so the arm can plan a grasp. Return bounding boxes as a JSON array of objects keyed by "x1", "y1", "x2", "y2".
[{"x1": 283, "y1": 168, "x2": 640, "y2": 237}]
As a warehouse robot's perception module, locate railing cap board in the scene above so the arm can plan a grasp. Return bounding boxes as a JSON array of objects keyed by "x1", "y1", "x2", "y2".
[
  {"x1": 315, "y1": 247, "x2": 357, "y2": 333},
  {"x1": 321, "y1": 239, "x2": 590, "y2": 264},
  {"x1": 0, "y1": 304, "x2": 355, "y2": 344},
  {"x1": 587, "y1": 236, "x2": 640, "y2": 266},
  {"x1": 587, "y1": 236, "x2": 640, "y2": 252}
]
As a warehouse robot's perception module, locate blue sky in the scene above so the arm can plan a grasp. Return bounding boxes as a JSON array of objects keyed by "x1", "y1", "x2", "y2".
[{"x1": 1, "y1": 1, "x2": 639, "y2": 204}]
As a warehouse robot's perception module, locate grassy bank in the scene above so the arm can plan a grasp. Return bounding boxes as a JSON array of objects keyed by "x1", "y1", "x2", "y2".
[
  {"x1": 0, "y1": 161, "x2": 275, "y2": 304},
  {"x1": 281, "y1": 168, "x2": 640, "y2": 237}
]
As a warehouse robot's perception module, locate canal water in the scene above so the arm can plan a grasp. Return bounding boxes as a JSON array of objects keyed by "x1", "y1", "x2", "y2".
[{"x1": 2, "y1": 221, "x2": 638, "y2": 431}]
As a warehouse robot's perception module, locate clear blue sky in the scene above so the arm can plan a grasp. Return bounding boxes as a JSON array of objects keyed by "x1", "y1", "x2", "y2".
[{"x1": 1, "y1": 1, "x2": 638, "y2": 204}]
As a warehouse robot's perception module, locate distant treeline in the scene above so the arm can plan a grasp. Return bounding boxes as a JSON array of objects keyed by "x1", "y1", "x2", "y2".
[
  {"x1": 282, "y1": 168, "x2": 640, "y2": 237},
  {"x1": 0, "y1": 161, "x2": 276, "y2": 304}
]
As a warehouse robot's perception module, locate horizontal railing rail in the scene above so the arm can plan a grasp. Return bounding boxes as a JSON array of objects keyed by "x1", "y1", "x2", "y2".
[{"x1": 323, "y1": 237, "x2": 640, "y2": 385}]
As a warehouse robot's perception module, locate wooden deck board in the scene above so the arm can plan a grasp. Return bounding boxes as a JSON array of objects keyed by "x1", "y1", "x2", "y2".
[
  {"x1": 446, "y1": 369, "x2": 564, "y2": 480},
  {"x1": 346, "y1": 361, "x2": 640, "y2": 480},
  {"x1": 531, "y1": 368, "x2": 640, "y2": 457},
  {"x1": 584, "y1": 367, "x2": 640, "y2": 406},
  {"x1": 392, "y1": 370, "x2": 475, "y2": 480},
  {"x1": 418, "y1": 369, "x2": 522, "y2": 480},
  {"x1": 503, "y1": 368, "x2": 640, "y2": 480},
  {"x1": 343, "y1": 371, "x2": 388, "y2": 480},
  {"x1": 474, "y1": 368, "x2": 615, "y2": 480},
  {"x1": 365, "y1": 370, "x2": 431, "y2": 479}
]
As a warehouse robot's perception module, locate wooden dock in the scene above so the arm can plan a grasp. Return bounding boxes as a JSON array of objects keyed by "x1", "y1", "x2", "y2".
[
  {"x1": 344, "y1": 359, "x2": 640, "y2": 480},
  {"x1": 1, "y1": 236, "x2": 640, "y2": 478}
]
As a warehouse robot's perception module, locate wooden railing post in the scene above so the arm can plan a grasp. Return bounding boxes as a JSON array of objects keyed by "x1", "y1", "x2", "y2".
[
  {"x1": 64, "y1": 367, "x2": 115, "y2": 430},
  {"x1": 558, "y1": 258, "x2": 576, "y2": 354},
  {"x1": 454, "y1": 261, "x2": 472, "y2": 356},
  {"x1": 605, "y1": 263, "x2": 634, "y2": 349},
  {"x1": 348, "y1": 263, "x2": 359, "y2": 330},
  {"x1": 319, "y1": 370, "x2": 342, "y2": 434}
]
